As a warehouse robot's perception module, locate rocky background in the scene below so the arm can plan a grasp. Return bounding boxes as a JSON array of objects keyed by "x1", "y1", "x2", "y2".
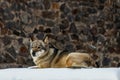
[{"x1": 0, "y1": 0, "x2": 120, "y2": 68}]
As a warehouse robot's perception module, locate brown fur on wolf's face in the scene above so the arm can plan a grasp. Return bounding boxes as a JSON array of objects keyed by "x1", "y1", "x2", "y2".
[{"x1": 30, "y1": 37, "x2": 96, "y2": 68}]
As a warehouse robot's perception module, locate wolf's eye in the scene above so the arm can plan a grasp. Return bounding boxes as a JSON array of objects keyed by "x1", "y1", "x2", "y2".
[{"x1": 38, "y1": 47, "x2": 40, "y2": 48}]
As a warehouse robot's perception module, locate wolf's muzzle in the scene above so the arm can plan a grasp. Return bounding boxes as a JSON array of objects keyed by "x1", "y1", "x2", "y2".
[{"x1": 32, "y1": 51, "x2": 36, "y2": 56}]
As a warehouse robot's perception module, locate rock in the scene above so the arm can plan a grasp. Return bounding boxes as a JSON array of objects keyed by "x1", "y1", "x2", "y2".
[
  {"x1": 79, "y1": 34, "x2": 88, "y2": 42},
  {"x1": 5, "y1": 21, "x2": 16, "y2": 29},
  {"x1": 72, "y1": 8, "x2": 79, "y2": 15},
  {"x1": 60, "y1": 3, "x2": 71, "y2": 15},
  {"x1": 11, "y1": 2, "x2": 25, "y2": 11},
  {"x1": 96, "y1": 34, "x2": 106, "y2": 43},
  {"x1": 38, "y1": 18, "x2": 46, "y2": 25},
  {"x1": 97, "y1": 5, "x2": 104, "y2": 10},
  {"x1": 43, "y1": 0, "x2": 51, "y2": 10},
  {"x1": 2, "y1": 36, "x2": 12, "y2": 46},
  {"x1": 36, "y1": 32, "x2": 44, "y2": 40},
  {"x1": 3, "y1": 52, "x2": 16, "y2": 63},
  {"x1": 20, "y1": 12, "x2": 30, "y2": 24},
  {"x1": 106, "y1": 23, "x2": 113, "y2": 29},
  {"x1": 23, "y1": 26, "x2": 34, "y2": 33},
  {"x1": 42, "y1": 11, "x2": 56, "y2": 19},
  {"x1": 0, "y1": 21, "x2": 4, "y2": 28},
  {"x1": 117, "y1": 9, "x2": 120, "y2": 14},
  {"x1": 46, "y1": 20, "x2": 55, "y2": 27},
  {"x1": 1, "y1": 28, "x2": 9, "y2": 35},
  {"x1": 75, "y1": 14, "x2": 81, "y2": 21},
  {"x1": 20, "y1": 31, "x2": 26, "y2": 37},
  {"x1": 60, "y1": 13, "x2": 66, "y2": 19},
  {"x1": 52, "y1": 2, "x2": 60, "y2": 10},
  {"x1": 98, "y1": 27, "x2": 105, "y2": 34},
  {"x1": 116, "y1": 0, "x2": 120, "y2": 7},
  {"x1": 56, "y1": 34, "x2": 64, "y2": 41},
  {"x1": 27, "y1": 1, "x2": 43, "y2": 9},
  {"x1": 67, "y1": 14, "x2": 74, "y2": 22},
  {"x1": 76, "y1": 44, "x2": 83, "y2": 50},
  {"x1": 97, "y1": 20, "x2": 104, "y2": 27},
  {"x1": 19, "y1": 45, "x2": 28, "y2": 57},
  {"x1": 64, "y1": 34, "x2": 70, "y2": 41},
  {"x1": 33, "y1": 28, "x2": 39, "y2": 34},
  {"x1": 116, "y1": 36, "x2": 120, "y2": 46},
  {"x1": 87, "y1": 7, "x2": 97, "y2": 14},
  {"x1": 38, "y1": 26, "x2": 44, "y2": 32},
  {"x1": 16, "y1": 56, "x2": 26, "y2": 64},
  {"x1": 5, "y1": 46, "x2": 17, "y2": 58},
  {"x1": 68, "y1": 2, "x2": 79, "y2": 8},
  {"x1": 59, "y1": 19, "x2": 69, "y2": 30},
  {"x1": 117, "y1": 63, "x2": 120, "y2": 67},
  {"x1": 102, "y1": 57, "x2": 111, "y2": 66},
  {"x1": 98, "y1": 0, "x2": 107, "y2": 3},
  {"x1": 65, "y1": 43, "x2": 75, "y2": 52},
  {"x1": 13, "y1": 30, "x2": 20, "y2": 36},
  {"x1": 89, "y1": 15, "x2": 97, "y2": 23},
  {"x1": 51, "y1": 26, "x2": 60, "y2": 34},
  {"x1": 44, "y1": 28, "x2": 51, "y2": 33},
  {"x1": 114, "y1": 15, "x2": 120, "y2": 23},
  {"x1": 113, "y1": 57, "x2": 119, "y2": 62},
  {"x1": 18, "y1": 38, "x2": 23, "y2": 44},
  {"x1": 70, "y1": 34, "x2": 79, "y2": 40},
  {"x1": 3, "y1": 9, "x2": 14, "y2": 20},
  {"x1": 111, "y1": 61, "x2": 118, "y2": 67},
  {"x1": 69, "y1": 23, "x2": 78, "y2": 33},
  {"x1": 0, "y1": 54, "x2": 5, "y2": 63}
]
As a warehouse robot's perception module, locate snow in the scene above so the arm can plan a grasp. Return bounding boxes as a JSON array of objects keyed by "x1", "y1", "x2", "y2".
[{"x1": 0, "y1": 68, "x2": 120, "y2": 80}]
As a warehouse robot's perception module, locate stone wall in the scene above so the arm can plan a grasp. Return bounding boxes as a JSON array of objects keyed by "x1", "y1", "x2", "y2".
[{"x1": 0, "y1": 0, "x2": 120, "y2": 68}]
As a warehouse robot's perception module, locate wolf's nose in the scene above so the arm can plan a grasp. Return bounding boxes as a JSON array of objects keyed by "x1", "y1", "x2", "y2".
[{"x1": 32, "y1": 51, "x2": 36, "y2": 56}]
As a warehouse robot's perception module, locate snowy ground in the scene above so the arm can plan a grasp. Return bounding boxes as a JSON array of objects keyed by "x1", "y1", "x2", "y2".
[{"x1": 0, "y1": 68, "x2": 120, "y2": 80}]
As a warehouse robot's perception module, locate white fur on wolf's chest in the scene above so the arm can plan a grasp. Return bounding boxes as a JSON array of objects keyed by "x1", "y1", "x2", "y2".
[{"x1": 30, "y1": 50, "x2": 45, "y2": 61}]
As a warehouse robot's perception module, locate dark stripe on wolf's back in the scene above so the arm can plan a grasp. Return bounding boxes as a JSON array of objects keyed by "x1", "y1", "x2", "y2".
[
  {"x1": 49, "y1": 43, "x2": 69, "y2": 64},
  {"x1": 39, "y1": 43, "x2": 69, "y2": 66},
  {"x1": 49, "y1": 44, "x2": 59, "y2": 64},
  {"x1": 54, "y1": 50, "x2": 68, "y2": 64}
]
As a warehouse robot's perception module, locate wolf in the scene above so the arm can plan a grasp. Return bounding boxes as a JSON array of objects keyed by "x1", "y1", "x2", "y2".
[{"x1": 29, "y1": 37, "x2": 95, "y2": 68}]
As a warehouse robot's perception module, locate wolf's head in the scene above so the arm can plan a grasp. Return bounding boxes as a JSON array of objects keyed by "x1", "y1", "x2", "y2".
[{"x1": 30, "y1": 37, "x2": 49, "y2": 61}]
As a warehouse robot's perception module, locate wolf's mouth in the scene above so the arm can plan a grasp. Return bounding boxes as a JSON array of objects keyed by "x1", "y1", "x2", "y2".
[
  {"x1": 36, "y1": 50, "x2": 45, "y2": 56},
  {"x1": 32, "y1": 50, "x2": 45, "y2": 57}
]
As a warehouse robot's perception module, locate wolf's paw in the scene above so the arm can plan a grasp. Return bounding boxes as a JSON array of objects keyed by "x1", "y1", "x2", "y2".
[{"x1": 28, "y1": 66, "x2": 40, "y2": 69}]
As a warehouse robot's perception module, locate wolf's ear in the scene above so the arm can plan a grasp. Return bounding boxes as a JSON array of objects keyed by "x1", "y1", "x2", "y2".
[
  {"x1": 29, "y1": 35, "x2": 35, "y2": 42},
  {"x1": 44, "y1": 36, "x2": 49, "y2": 44},
  {"x1": 29, "y1": 38, "x2": 33, "y2": 43}
]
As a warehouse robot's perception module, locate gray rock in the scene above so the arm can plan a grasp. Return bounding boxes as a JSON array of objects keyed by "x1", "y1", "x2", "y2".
[
  {"x1": 42, "y1": 11, "x2": 56, "y2": 19},
  {"x1": 36, "y1": 32, "x2": 44, "y2": 40},
  {"x1": 38, "y1": 18, "x2": 46, "y2": 25},
  {"x1": 2, "y1": 36, "x2": 12, "y2": 46},
  {"x1": 43, "y1": 0, "x2": 51, "y2": 10},
  {"x1": 5, "y1": 46, "x2": 17, "y2": 58},
  {"x1": 46, "y1": 20, "x2": 55, "y2": 27},
  {"x1": 5, "y1": 21, "x2": 16, "y2": 29},
  {"x1": 60, "y1": 3, "x2": 71, "y2": 15},
  {"x1": 116, "y1": 0, "x2": 120, "y2": 7},
  {"x1": 102, "y1": 57, "x2": 111, "y2": 66},
  {"x1": 69, "y1": 23, "x2": 78, "y2": 33},
  {"x1": 3, "y1": 9, "x2": 14, "y2": 20},
  {"x1": 51, "y1": 26, "x2": 60, "y2": 34},
  {"x1": 20, "y1": 12, "x2": 30, "y2": 24}
]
